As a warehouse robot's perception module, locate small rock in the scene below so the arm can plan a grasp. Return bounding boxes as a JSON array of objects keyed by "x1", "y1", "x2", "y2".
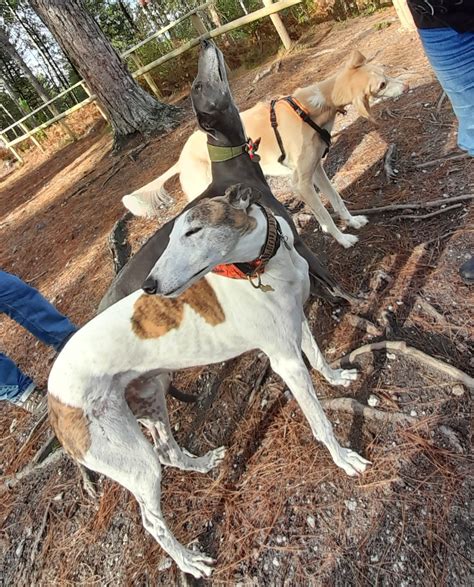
[
  {"x1": 452, "y1": 384, "x2": 465, "y2": 397},
  {"x1": 410, "y1": 410, "x2": 417, "y2": 417},
  {"x1": 53, "y1": 493, "x2": 64, "y2": 501},
  {"x1": 368, "y1": 395, "x2": 379, "y2": 407},
  {"x1": 272, "y1": 557, "x2": 280, "y2": 568},
  {"x1": 9, "y1": 418, "x2": 17, "y2": 433},
  {"x1": 345, "y1": 499, "x2": 357, "y2": 511},
  {"x1": 306, "y1": 515, "x2": 316, "y2": 530},
  {"x1": 157, "y1": 557, "x2": 172, "y2": 571},
  {"x1": 370, "y1": 554, "x2": 379, "y2": 563},
  {"x1": 387, "y1": 353, "x2": 396, "y2": 360}
]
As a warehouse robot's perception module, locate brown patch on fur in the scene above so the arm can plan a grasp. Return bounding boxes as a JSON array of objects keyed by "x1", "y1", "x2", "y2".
[
  {"x1": 132, "y1": 278, "x2": 225, "y2": 339},
  {"x1": 48, "y1": 394, "x2": 91, "y2": 461}
]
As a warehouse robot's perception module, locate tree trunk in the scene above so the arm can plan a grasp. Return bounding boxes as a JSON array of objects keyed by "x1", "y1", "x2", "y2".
[{"x1": 29, "y1": 0, "x2": 181, "y2": 147}]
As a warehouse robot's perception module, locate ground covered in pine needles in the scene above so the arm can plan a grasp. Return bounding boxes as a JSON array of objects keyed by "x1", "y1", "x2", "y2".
[{"x1": 0, "y1": 8, "x2": 472, "y2": 586}]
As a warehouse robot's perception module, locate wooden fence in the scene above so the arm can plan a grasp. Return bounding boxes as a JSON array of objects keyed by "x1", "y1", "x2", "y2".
[{"x1": 0, "y1": 0, "x2": 302, "y2": 163}]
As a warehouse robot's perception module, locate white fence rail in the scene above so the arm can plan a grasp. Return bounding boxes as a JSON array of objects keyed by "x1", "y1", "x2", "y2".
[{"x1": 0, "y1": 0, "x2": 302, "y2": 162}]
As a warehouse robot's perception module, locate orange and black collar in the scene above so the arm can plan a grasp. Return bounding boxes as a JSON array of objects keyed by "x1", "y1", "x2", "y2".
[{"x1": 212, "y1": 204, "x2": 282, "y2": 281}]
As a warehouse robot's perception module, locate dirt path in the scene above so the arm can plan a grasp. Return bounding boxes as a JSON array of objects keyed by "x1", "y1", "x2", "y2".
[{"x1": 1, "y1": 8, "x2": 472, "y2": 586}]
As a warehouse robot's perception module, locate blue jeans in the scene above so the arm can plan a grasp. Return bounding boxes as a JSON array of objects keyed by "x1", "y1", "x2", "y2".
[
  {"x1": 418, "y1": 28, "x2": 474, "y2": 156},
  {"x1": 0, "y1": 270, "x2": 77, "y2": 403}
]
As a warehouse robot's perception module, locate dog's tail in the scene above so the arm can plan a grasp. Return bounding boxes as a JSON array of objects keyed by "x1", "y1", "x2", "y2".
[
  {"x1": 168, "y1": 383, "x2": 198, "y2": 403},
  {"x1": 122, "y1": 161, "x2": 180, "y2": 217}
]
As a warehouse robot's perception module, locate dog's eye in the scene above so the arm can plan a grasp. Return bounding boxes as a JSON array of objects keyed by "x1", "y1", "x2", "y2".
[
  {"x1": 185, "y1": 227, "x2": 202, "y2": 237},
  {"x1": 379, "y1": 81, "x2": 387, "y2": 90}
]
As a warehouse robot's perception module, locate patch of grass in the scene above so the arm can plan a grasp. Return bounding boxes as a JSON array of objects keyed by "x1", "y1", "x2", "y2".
[{"x1": 374, "y1": 20, "x2": 392, "y2": 30}]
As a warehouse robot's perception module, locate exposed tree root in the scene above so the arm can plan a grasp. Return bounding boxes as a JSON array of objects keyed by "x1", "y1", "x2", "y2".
[
  {"x1": 331, "y1": 340, "x2": 474, "y2": 389},
  {"x1": 108, "y1": 211, "x2": 133, "y2": 274}
]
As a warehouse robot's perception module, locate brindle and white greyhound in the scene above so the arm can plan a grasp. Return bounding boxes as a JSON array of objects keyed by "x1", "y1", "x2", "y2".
[{"x1": 49, "y1": 184, "x2": 369, "y2": 578}]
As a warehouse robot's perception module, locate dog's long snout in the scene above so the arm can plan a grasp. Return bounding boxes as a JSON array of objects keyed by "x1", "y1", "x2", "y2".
[{"x1": 142, "y1": 277, "x2": 158, "y2": 295}]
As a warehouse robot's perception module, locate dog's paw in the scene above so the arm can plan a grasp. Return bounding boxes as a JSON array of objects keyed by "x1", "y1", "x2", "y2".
[
  {"x1": 347, "y1": 215, "x2": 368, "y2": 229},
  {"x1": 336, "y1": 448, "x2": 371, "y2": 477},
  {"x1": 338, "y1": 233, "x2": 359, "y2": 248},
  {"x1": 327, "y1": 368, "x2": 358, "y2": 388},
  {"x1": 177, "y1": 548, "x2": 215, "y2": 578},
  {"x1": 182, "y1": 446, "x2": 226, "y2": 473},
  {"x1": 201, "y1": 446, "x2": 226, "y2": 472}
]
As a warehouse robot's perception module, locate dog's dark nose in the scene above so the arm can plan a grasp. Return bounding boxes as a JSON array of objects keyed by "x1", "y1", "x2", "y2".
[
  {"x1": 200, "y1": 38, "x2": 210, "y2": 49},
  {"x1": 142, "y1": 277, "x2": 158, "y2": 295}
]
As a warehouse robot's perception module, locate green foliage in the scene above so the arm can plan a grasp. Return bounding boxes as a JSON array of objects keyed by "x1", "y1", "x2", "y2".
[{"x1": 84, "y1": 0, "x2": 137, "y2": 51}]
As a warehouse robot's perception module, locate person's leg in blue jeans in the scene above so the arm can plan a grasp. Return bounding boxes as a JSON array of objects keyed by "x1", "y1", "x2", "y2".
[
  {"x1": 418, "y1": 28, "x2": 474, "y2": 155},
  {"x1": 0, "y1": 270, "x2": 77, "y2": 410}
]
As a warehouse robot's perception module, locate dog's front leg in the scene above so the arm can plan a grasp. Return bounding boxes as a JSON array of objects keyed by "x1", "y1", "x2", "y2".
[
  {"x1": 312, "y1": 161, "x2": 368, "y2": 230},
  {"x1": 269, "y1": 353, "x2": 370, "y2": 476},
  {"x1": 301, "y1": 319, "x2": 358, "y2": 387},
  {"x1": 293, "y1": 167, "x2": 358, "y2": 248}
]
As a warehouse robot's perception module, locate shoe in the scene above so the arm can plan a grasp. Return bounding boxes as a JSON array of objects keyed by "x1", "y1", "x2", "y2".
[
  {"x1": 18, "y1": 386, "x2": 48, "y2": 416},
  {"x1": 459, "y1": 256, "x2": 474, "y2": 285}
]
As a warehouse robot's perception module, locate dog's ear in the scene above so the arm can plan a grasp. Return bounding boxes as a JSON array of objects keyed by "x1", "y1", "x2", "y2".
[
  {"x1": 346, "y1": 49, "x2": 366, "y2": 69},
  {"x1": 225, "y1": 184, "x2": 261, "y2": 210},
  {"x1": 353, "y1": 94, "x2": 376, "y2": 123}
]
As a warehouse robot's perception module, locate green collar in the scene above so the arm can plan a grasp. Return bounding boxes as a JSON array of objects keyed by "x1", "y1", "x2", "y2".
[{"x1": 207, "y1": 142, "x2": 248, "y2": 162}]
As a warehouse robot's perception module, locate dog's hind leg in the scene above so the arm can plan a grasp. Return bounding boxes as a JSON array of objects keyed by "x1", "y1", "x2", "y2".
[
  {"x1": 267, "y1": 349, "x2": 370, "y2": 477},
  {"x1": 312, "y1": 161, "x2": 368, "y2": 230},
  {"x1": 126, "y1": 374, "x2": 226, "y2": 473},
  {"x1": 301, "y1": 319, "x2": 358, "y2": 388},
  {"x1": 80, "y1": 398, "x2": 215, "y2": 578}
]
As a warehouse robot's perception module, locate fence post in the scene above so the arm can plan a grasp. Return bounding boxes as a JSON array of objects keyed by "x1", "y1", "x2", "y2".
[
  {"x1": 0, "y1": 131, "x2": 23, "y2": 163},
  {"x1": 80, "y1": 82, "x2": 108, "y2": 121},
  {"x1": 262, "y1": 0, "x2": 292, "y2": 49},
  {"x1": 129, "y1": 53, "x2": 163, "y2": 99},
  {"x1": 392, "y1": 0, "x2": 416, "y2": 31},
  {"x1": 191, "y1": 12, "x2": 208, "y2": 36},
  {"x1": 18, "y1": 121, "x2": 45, "y2": 152}
]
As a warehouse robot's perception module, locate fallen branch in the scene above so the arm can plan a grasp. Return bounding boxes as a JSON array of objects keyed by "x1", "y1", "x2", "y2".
[
  {"x1": 424, "y1": 229, "x2": 457, "y2": 245},
  {"x1": 331, "y1": 340, "x2": 474, "y2": 389},
  {"x1": 348, "y1": 193, "x2": 474, "y2": 216},
  {"x1": 436, "y1": 90, "x2": 447, "y2": 114},
  {"x1": 394, "y1": 202, "x2": 464, "y2": 221},
  {"x1": 415, "y1": 153, "x2": 468, "y2": 169},
  {"x1": 1, "y1": 448, "x2": 64, "y2": 491},
  {"x1": 320, "y1": 397, "x2": 416, "y2": 425},
  {"x1": 383, "y1": 143, "x2": 397, "y2": 182}
]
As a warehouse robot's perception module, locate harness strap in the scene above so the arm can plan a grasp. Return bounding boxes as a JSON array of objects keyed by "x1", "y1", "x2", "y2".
[
  {"x1": 270, "y1": 96, "x2": 331, "y2": 162},
  {"x1": 270, "y1": 99, "x2": 287, "y2": 164}
]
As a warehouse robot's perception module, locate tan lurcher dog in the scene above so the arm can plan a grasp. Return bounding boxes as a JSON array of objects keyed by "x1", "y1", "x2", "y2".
[
  {"x1": 48, "y1": 185, "x2": 370, "y2": 578},
  {"x1": 123, "y1": 50, "x2": 408, "y2": 248}
]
